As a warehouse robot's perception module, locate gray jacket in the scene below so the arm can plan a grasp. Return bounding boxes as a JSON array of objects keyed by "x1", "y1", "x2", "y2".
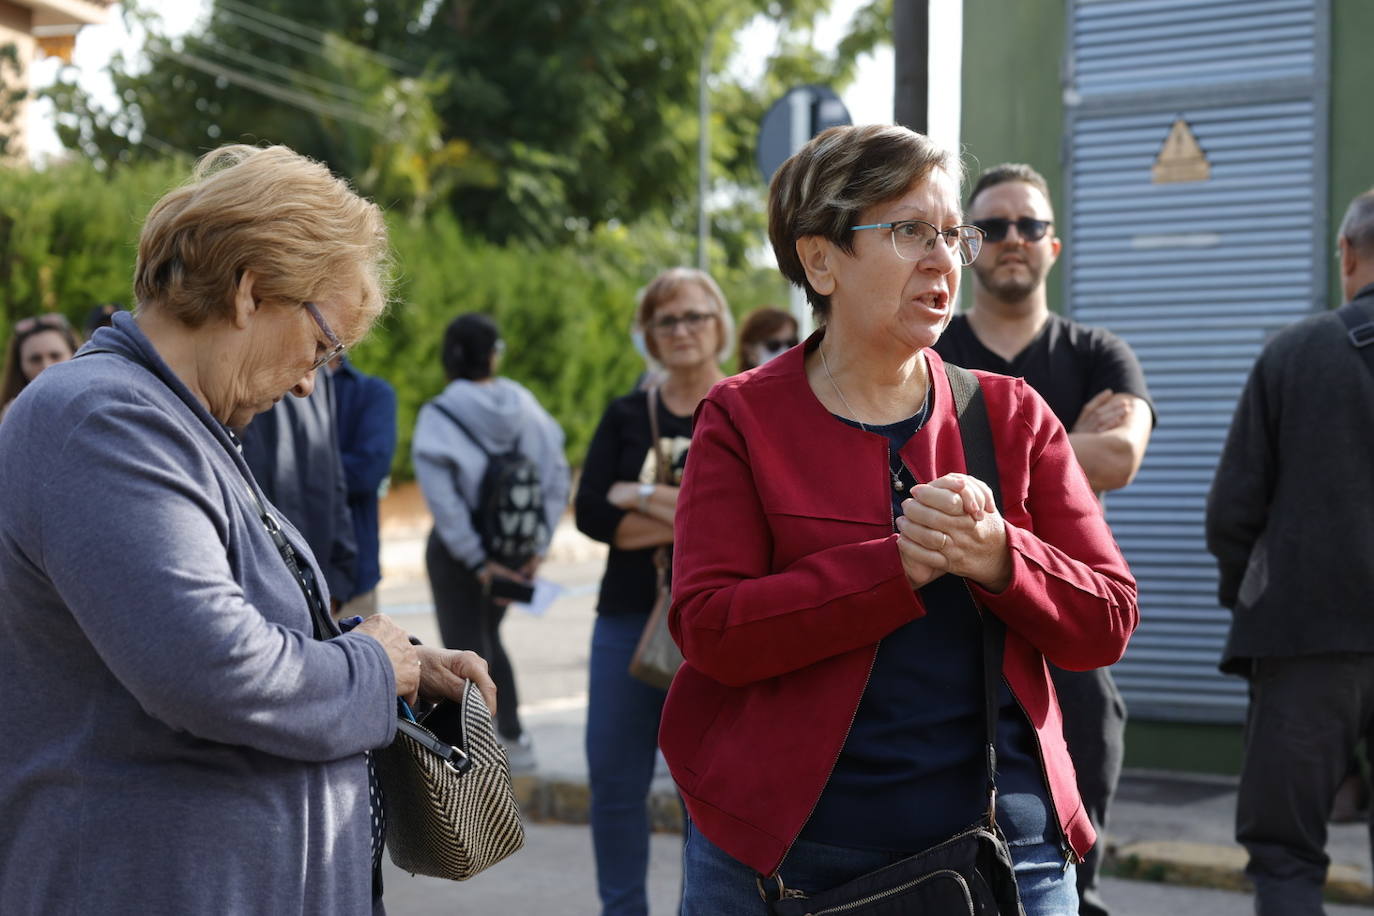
[
  {"x1": 413, "y1": 377, "x2": 570, "y2": 568},
  {"x1": 1207, "y1": 286, "x2": 1374, "y2": 673},
  {"x1": 0, "y1": 313, "x2": 395, "y2": 914}
]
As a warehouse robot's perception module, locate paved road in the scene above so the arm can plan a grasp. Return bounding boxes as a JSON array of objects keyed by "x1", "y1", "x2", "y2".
[{"x1": 383, "y1": 822, "x2": 1372, "y2": 915}]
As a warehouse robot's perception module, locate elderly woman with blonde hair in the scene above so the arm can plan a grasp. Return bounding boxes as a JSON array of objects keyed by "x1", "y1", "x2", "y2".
[{"x1": 0, "y1": 145, "x2": 495, "y2": 914}]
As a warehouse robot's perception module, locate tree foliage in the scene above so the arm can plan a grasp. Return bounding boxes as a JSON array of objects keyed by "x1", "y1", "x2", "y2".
[{"x1": 45, "y1": 0, "x2": 892, "y2": 244}]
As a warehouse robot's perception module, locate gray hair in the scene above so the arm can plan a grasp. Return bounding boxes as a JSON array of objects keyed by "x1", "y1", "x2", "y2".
[
  {"x1": 767, "y1": 125, "x2": 961, "y2": 318},
  {"x1": 1339, "y1": 189, "x2": 1374, "y2": 258}
]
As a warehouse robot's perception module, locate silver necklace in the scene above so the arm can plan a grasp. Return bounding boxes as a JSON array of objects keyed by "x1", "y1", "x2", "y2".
[{"x1": 820, "y1": 345, "x2": 929, "y2": 492}]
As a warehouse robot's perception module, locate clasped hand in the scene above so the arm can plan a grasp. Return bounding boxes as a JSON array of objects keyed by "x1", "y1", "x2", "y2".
[{"x1": 895, "y1": 473, "x2": 1012, "y2": 593}]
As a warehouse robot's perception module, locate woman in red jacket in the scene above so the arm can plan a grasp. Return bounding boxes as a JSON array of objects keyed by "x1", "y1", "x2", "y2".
[{"x1": 660, "y1": 124, "x2": 1139, "y2": 915}]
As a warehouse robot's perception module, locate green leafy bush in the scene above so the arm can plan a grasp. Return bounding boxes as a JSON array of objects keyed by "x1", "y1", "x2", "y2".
[{"x1": 1, "y1": 158, "x2": 790, "y2": 474}]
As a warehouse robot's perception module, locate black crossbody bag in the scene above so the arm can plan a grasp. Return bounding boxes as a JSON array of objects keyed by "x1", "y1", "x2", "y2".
[{"x1": 762, "y1": 365, "x2": 1025, "y2": 916}]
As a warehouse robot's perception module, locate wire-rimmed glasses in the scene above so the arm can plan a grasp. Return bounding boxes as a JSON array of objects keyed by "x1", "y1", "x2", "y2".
[
  {"x1": 850, "y1": 220, "x2": 984, "y2": 266},
  {"x1": 302, "y1": 301, "x2": 346, "y2": 371}
]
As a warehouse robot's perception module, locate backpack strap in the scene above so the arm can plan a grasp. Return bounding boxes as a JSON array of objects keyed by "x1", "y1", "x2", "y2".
[
  {"x1": 945, "y1": 363, "x2": 1007, "y2": 831},
  {"x1": 645, "y1": 387, "x2": 671, "y2": 580},
  {"x1": 428, "y1": 399, "x2": 492, "y2": 459}
]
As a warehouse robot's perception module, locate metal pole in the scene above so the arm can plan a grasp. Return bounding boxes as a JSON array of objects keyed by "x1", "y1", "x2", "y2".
[
  {"x1": 696, "y1": 20, "x2": 719, "y2": 272},
  {"x1": 893, "y1": 0, "x2": 929, "y2": 132}
]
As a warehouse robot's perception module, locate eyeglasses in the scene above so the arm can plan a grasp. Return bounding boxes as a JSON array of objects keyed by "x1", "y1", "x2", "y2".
[
  {"x1": 969, "y1": 217, "x2": 1053, "y2": 244},
  {"x1": 302, "y1": 301, "x2": 346, "y2": 371},
  {"x1": 850, "y1": 220, "x2": 984, "y2": 266},
  {"x1": 758, "y1": 337, "x2": 799, "y2": 356},
  {"x1": 650, "y1": 311, "x2": 715, "y2": 336},
  {"x1": 13, "y1": 313, "x2": 72, "y2": 336}
]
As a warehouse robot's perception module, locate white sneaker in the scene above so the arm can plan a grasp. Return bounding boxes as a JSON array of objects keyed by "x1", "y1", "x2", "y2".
[{"x1": 500, "y1": 733, "x2": 536, "y2": 774}]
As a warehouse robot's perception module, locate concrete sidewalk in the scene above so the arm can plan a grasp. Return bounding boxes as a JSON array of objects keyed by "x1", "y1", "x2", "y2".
[{"x1": 378, "y1": 496, "x2": 1374, "y2": 908}]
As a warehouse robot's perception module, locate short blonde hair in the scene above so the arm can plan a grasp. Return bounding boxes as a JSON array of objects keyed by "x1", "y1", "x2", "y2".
[
  {"x1": 635, "y1": 267, "x2": 735, "y2": 364},
  {"x1": 768, "y1": 125, "x2": 960, "y2": 318},
  {"x1": 134, "y1": 145, "x2": 391, "y2": 338}
]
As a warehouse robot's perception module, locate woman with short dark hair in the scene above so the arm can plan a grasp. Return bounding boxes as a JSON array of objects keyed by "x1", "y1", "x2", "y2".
[
  {"x1": 413, "y1": 312, "x2": 570, "y2": 771},
  {"x1": 661, "y1": 124, "x2": 1139, "y2": 914},
  {"x1": 736, "y1": 306, "x2": 799, "y2": 373}
]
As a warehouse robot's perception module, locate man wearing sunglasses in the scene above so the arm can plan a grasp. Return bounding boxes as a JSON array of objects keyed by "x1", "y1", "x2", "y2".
[{"x1": 934, "y1": 162, "x2": 1155, "y2": 916}]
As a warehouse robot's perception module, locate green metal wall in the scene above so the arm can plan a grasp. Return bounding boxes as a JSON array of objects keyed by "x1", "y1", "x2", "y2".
[
  {"x1": 959, "y1": 0, "x2": 1067, "y2": 310},
  {"x1": 1328, "y1": 0, "x2": 1374, "y2": 307}
]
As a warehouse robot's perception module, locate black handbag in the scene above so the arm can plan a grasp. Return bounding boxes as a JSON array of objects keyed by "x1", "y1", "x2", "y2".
[{"x1": 763, "y1": 365, "x2": 1026, "y2": 916}]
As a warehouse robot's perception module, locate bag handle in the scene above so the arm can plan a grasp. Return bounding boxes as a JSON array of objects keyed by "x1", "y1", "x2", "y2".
[
  {"x1": 645, "y1": 387, "x2": 671, "y2": 579},
  {"x1": 945, "y1": 363, "x2": 1008, "y2": 829}
]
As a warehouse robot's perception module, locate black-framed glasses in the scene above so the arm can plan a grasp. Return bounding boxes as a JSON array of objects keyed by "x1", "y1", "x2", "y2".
[
  {"x1": 650, "y1": 311, "x2": 714, "y2": 336},
  {"x1": 302, "y1": 301, "x2": 346, "y2": 371},
  {"x1": 850, "y1": 220, "x2": 984, "y2": 266},
  {"x1": 969, "y1": 217, "x2": 1053, "y2": 244}
]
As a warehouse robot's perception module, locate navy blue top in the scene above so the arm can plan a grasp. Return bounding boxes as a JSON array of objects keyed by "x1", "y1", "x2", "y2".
[
  {"x1": 331, "y1": 358, "x2": 398, "y2": 598},
  {"x1": 800, "y1": 404, "x2": 1052, "y2": 852}
]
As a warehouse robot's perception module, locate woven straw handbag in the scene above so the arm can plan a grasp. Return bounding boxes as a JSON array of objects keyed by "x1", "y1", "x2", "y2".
[{"x1": 375, "y1": 679, "x2": 526, "y2": 880}]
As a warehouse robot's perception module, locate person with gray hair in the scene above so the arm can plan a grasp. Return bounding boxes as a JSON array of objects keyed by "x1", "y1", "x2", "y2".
[
  {"x1": 659, "y1": 124, "x2": 1139, "y2": 914},
  {"x1": 1207, "y1": 186, "x2": 1374, "y2": 916}
]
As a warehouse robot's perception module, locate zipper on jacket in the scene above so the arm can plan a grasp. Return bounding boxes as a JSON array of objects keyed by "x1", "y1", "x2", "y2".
[
  {"x1": 1002, "y1": 670, "x2": 1080, "y2": 870},
  {"x1": 811, "y1": 868, "x2": 973, "y2": 915},
  {"x1": 768, "y1": 645, "x2": 880, "y2": 883},
  {"x1": 766, "y1": 454, "x2": 907, "y2": 881}
]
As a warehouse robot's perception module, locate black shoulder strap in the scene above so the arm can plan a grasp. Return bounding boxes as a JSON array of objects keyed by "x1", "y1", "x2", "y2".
[
  {"x1": 427, "y1": 399, "x2": 492, "y2": 460},
  {"x1": 1337, "y1": 300, "x2": 1374, "y2": 383},
  {"x1": 945, "y1": 363, "x2": 1007, "y2": 829}
]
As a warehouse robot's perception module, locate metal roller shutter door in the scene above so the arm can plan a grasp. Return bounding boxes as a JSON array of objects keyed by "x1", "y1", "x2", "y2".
[{"x1": 1065, "y1": 0, "x2": 1327, "y2": 722}]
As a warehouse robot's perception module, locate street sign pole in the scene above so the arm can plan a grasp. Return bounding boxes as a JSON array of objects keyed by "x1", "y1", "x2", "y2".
[{"x1": 757, "y1": 85, "x2": 852, "y2": 339}]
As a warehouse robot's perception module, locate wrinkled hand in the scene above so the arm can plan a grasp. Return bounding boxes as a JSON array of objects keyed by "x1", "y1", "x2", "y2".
[
  {"x1": 417, "y1": 645, "x2": 499, "y2": 716},
  {"x1": 1072, "y1": 389, "x2": 1136, "y2": 434},
  {"x1": 355, "y1": 614, "x2": 420, "y2": 705},
  {"x1": 895, "y1": 473, "x2": 1012, "y2": 592}
]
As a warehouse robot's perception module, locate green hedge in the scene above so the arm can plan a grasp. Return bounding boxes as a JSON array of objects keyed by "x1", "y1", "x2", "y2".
[{"x1": 1, "y1": 158, "x2": 789, "y2": 474}]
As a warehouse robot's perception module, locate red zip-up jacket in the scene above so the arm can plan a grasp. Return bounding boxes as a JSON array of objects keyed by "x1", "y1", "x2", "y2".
[{"x1": 660, "y1": 340, "x2": 1138, "y2": 877}]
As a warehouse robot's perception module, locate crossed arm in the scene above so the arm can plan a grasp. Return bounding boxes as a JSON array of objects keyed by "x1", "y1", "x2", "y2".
[{"x1": 1066, "y1": 390, "x2": 1153, "y2": 493}]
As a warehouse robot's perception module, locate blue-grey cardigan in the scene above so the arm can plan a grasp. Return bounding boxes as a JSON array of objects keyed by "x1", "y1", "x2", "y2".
[{"x1": 0, "y1": 313, "x2": 396, "y2": 914}]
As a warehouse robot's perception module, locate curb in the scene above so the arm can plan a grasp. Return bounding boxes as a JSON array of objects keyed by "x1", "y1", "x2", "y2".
[
  {"x1": 512, "y1": 772, "x2": 683, "y2": 834},
  {"x1": 513, "y1": 771, "x2": 1374, "y2": 906},
  {"x1": 1105, "y1": 840, "x2": 1374, "y2": 906}
]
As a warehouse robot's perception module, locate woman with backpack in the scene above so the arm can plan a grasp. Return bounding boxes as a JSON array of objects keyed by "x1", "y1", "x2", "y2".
[
  {"x1": 413, "y1": 313, "x2": 570, "y2": 771},
  {"x1": 574, "y1": 267, "x2": 734, "y2": 915}
]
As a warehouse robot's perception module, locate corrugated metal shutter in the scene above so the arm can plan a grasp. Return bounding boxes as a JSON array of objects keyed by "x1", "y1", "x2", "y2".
[{"x1": 1065, "y1": 0, "x2": 1328, "y2": 722}]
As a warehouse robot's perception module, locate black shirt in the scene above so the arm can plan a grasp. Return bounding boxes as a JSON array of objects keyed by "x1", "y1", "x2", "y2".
[
  {"x1": 935, "y1": 312, "x2": 1155, "y2": 428},
  {"x1": 574, "y1": 390, "x2": 694, "y2": 616}
]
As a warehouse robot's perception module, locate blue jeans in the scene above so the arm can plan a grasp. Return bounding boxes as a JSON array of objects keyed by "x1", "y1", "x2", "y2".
[
  {"x1": 586, "y1": 613, "x2": 677, "y2": 916},
  {"x1": 681, "y1": 820, "x2": 1078, "y2": 915}
]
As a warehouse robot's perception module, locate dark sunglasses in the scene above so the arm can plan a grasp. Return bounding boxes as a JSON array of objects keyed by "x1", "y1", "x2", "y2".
[
  {"x1": 970, "y1": 217, "x2": 1053, "y2": 244},
  {"x1": 758, "y1": 337, "x2": 799, "y2": 354}
]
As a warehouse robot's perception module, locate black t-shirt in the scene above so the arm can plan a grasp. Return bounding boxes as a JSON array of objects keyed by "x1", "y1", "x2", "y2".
[
  {"x1": 573, "y1": 390, "x2": 694, "y2": 616},
  {"x1": 934, "y1": 312, "x2": 1155, "y2": 428}
]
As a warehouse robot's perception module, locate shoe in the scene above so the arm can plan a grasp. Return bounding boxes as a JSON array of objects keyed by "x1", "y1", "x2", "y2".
[{"x1": 500, "y1": 733, "x2": 536, "y2": 774}]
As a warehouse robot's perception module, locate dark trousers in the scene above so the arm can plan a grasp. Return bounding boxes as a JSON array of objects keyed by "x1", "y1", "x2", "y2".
[
  {"x1": 1049, "y1": 664, "x2": 1126, "y2": 916},
  {"x1": 424, "y1": 531, "x2": 523, "y2": 740},
  {"x1": 1237, "y1": 653, "x2": 1374, "y2": 916}
]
